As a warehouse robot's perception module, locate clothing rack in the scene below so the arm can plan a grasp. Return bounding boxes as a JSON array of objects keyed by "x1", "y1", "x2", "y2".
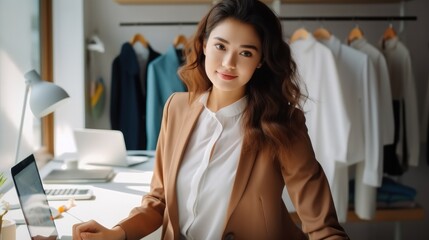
[
  {"x1": 279, "y1": 16, "x2": 417, "y2": 21},
  {"x1": 119, "y1": 15, "x2": 417, "y2": 26}
]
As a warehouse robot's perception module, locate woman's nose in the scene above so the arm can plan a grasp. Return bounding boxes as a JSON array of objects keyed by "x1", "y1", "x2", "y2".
[{"x1": 222, "y1": 52, "x2": 237, "y2": 69}]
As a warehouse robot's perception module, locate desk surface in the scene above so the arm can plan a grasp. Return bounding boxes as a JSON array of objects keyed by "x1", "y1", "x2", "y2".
[
  {"x1": 4, "y1": 154, "x2": 424, "y2": 239},
  {"x1": 2, "y1": 155, "x2": 161, "y2": 240}
]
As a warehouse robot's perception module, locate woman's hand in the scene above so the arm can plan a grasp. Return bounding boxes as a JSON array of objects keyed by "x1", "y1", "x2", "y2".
[{"x1": 72, "y1": 220, "x2": 126, "y2": 240}]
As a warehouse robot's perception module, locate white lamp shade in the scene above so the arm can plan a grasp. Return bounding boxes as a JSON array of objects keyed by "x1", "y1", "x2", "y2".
[
  {"x1": 24, "y1": 69, "x2": 70, "y2": 118},
  {"x1": 29, "y1": 81, "x2": 70, "y2": 117}
]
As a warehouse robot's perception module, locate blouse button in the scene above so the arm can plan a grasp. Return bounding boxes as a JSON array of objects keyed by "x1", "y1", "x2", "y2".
[{"x1": 224, "y1": 232, "x2": 235, "y2": 240}]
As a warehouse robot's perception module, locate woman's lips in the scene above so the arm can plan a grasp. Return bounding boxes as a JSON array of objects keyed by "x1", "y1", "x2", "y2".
[{"x1": 217, "y1": 71, "x2": 237, "y2": 80}]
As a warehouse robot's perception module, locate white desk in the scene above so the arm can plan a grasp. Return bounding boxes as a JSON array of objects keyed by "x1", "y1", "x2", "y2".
[{"x1": 2, "y1": 156, "x2": 161, "y2": 240}]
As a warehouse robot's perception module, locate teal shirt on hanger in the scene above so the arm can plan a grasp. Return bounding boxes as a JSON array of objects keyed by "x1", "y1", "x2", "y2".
[{"x1": 146, "y1": 45, "x2": 186, "y2": 150}]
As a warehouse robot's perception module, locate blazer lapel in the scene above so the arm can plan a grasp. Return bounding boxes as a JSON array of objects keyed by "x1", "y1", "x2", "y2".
[
  {"x1": 223, "y1": 137, "x2": 258, "y2": 227},
  {"x1": 166, "y1": 100, "x2": 204, "y2": 235}
]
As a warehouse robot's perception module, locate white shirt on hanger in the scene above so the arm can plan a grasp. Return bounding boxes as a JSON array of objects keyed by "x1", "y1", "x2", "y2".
[
  {"x1": 381, "y1": 37, "x2": 420, "y2": 167},
  {"x1": 290, "y1": 34, "x2": 351, "y2": 180},
  {"x1": 349, "y1": 38, "x2": 396, "y2": 184},
  {"x1": 283, "y1": 34, "x2": 351, "y2": 219},
  {"x1": 320, "y1": 35, "x2": 382, "y2": 222},
  {"x1": 350, "y1": 38, "x2": 395, "y2": 148},
  {"x1": 349, "y1": 37, "x2": 395, "y2": 220}
]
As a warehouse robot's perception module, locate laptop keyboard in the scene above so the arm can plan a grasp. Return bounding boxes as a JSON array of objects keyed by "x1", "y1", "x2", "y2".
[{"x1": 45, "y1": 188, "x2": 93, "y2": 200}]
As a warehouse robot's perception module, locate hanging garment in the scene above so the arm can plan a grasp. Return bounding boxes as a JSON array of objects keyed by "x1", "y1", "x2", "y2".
[
  {"x1": 349, "y1": 37, "x2": 395, "y2": 220},
  {"x1": 422, "y1": 75, "x2": 429, "y2": 144},
  {"x1": 423, "y1": 74, "x2": 429, "y2": 165},
  {"x1": 383, "y1": 100, "x2": 406, "y2": 175},
  {"x1": 88, "y1": 51, "x2": 106, "y2": 120},
  {"x1": 146, "y1": 45, "x2": 187, "y2": 150},
  {"x1": 87, "y1": 35, "x2": 106, "y2": 120},
  {"x1": 110, "y1": 42, "x2": 145, "y2": 150},
  {"x1": 290, "y1": 34, "x2": 351, "y2": 180},
  {"x1": 350, "y1": 38, "x2": 395, "y2": 146},
  {"x1": 283, "y1": 35, "x2": 351, "y2": 219},
  {"x1": 381, "y1": 37, "x2": 420, "y2": 171},
  {"x1": 134, "y1": 43, "x2": 161, "y2": 150},
  {"x1": 90, "y1": 77, "x2": 106, "y2": 119},
  {"x1": 320, "y1": 35, "x2": 382, "y2": 222},
  {"x1": 134, "y1": 43, "x2": 161, "y2": 99}
]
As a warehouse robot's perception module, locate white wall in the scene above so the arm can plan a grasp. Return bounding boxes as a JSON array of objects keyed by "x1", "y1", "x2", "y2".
[
  {"x1": 53, "y1": 0, "x2": 86, "y2": 155},
  {"x1": 80, "y1": 1, "x2": 429, "y2": 239},
  {"x1": 0, "y1": 0, "x2": 40, "y2": 189}
]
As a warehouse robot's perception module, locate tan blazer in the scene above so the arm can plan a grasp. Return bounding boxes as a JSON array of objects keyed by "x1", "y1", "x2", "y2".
[{"x1": 118, "y1": 92, "x2": 349, "y2": 240}]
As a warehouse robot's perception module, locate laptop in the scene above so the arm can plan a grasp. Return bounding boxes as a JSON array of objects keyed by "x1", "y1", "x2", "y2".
[
  {"x1": 73, "y1": 128, "x2": 149, "y2": 167},
  {"x1": 11, "y1": 154, "x2": 73, "y2": 240}
]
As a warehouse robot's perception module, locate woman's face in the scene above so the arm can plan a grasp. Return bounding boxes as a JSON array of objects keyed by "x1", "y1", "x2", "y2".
[{"x1": 203, "y1": 18, "x2": 262, "y2": 97}]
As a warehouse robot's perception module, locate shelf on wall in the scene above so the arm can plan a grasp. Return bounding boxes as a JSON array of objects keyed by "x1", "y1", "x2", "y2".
[
  {"x1": 115, "y1": 0, "x2": 412, "y2": 4},
  {"x1": 119, "y1": 16, "x2": 417, "y2": 27}
]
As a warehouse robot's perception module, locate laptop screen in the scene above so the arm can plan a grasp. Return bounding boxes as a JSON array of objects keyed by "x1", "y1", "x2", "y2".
[{"x1": 11, "y1": 154, "x2": 59, "y2": 240}]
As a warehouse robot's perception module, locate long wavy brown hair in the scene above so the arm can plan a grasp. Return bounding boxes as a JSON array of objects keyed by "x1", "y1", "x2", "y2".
[{"x1": 178, "y1": 0, "x2": 306, "y2": 153}]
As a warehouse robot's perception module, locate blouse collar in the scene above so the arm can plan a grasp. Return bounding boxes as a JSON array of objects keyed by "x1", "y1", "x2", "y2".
[
  {"x1": 382, "y1": 36, "x2": 399, "y2": 51},
  {"x1": 349, "y1": 37, "x2": 368, "y2": 50},
  {"x1": 290, "y1": 33, "x2": 317, "y2": 54},
  {"x1": 321, "y1": 35, "x2": 342, "y2": 58},
  {"x1": 199, "y1": 91, "x2": 247, "y2": 118}
]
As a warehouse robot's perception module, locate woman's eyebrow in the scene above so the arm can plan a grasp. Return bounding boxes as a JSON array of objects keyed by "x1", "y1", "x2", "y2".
[{"x1": 213, "y1": 36, "x2": 259, "y2": 51}]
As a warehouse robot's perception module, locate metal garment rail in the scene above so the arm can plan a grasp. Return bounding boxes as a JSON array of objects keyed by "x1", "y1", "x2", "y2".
[{"x1": 119, "y1": 15, "x2": 417, "y2": 26}]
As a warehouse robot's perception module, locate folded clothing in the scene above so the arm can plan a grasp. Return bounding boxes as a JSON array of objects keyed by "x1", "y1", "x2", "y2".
[
  {"x1": 378, "y1": 176, "x2": 417, "y2": 199},
  {"x1": 349, "y1": 176, "x2": 417, "y2": 206}
]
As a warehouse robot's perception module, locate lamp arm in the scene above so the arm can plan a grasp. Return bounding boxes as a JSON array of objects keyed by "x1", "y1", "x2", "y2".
[{"x1": 15, "y1": 83, "x2": 31, "y2": 164}]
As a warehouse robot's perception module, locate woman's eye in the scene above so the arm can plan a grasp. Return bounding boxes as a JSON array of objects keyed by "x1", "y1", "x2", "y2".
[
  {"x1": 215, "y1": 44, "x2": 225, "y2": 50},
  {"x1": 240, "y1": 51, "x2": 253, "y2": 57}
]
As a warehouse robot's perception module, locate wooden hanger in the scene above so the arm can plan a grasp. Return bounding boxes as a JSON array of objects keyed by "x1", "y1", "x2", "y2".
[
  {"x1": 173, "y1": 34, "x2": 188, "y2": 48},
  {"x1": 313, "y1": 27, "x2": 331, "y2": 41},
  {"x1": 383, "y1": 24, "x2": 397, "y2": 41},
  {"x1": 290, "y1": 27, "x2": 309, "y2": 44},
  {"x1": 130, "y1": 33, "x2": 149, "y2": 48},
  {"x1": 347, "y1": 25, "x2": 364, "y2": 45}
]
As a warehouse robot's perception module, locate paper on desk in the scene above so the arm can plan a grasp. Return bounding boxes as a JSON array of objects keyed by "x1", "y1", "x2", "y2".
[{"x1": 105, "y1": 172, "x2": 153, "y2": 194}]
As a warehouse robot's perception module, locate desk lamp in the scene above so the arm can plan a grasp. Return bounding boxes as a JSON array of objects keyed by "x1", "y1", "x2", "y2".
[{"x1": 15, "y1": 69, "x2": 70, "y2": 164}]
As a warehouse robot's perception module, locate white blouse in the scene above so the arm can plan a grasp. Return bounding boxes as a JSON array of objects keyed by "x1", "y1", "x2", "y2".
[{"x1": 176, "y1": 92, "x2": 246, "y2": 240}]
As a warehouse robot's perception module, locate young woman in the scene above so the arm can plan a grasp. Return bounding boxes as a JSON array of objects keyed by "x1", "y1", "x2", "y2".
[{"x1": 73, "y1": 0, "x2": 349, "y2": 239}]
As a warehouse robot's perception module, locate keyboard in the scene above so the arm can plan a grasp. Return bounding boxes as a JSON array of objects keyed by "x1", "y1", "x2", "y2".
[{"x1": 45, "y1": 188, "x2": 94, "y2": 201}]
